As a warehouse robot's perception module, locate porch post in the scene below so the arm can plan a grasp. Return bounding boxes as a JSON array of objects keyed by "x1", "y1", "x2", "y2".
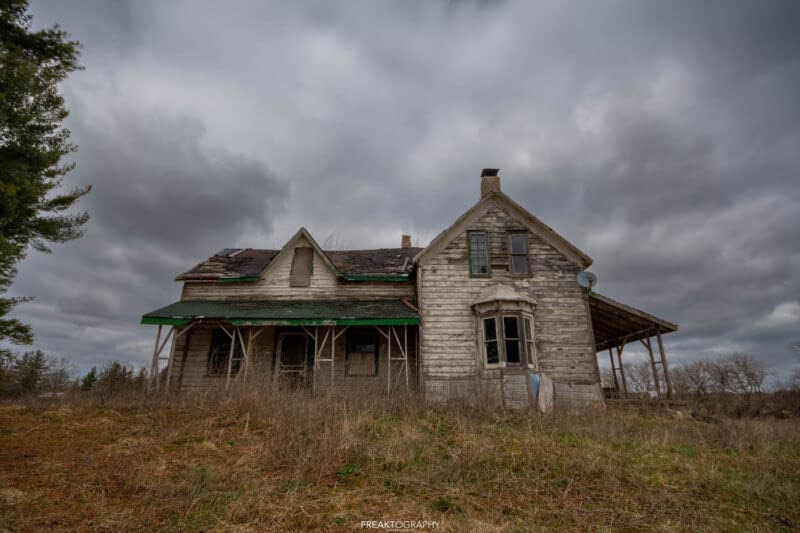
[
  {"x1": 387, "y1": 326, "x2": 392, "y2": 394},
  {"x1": 404, "y1": 325, "x2": 409, "y2": 389},
  {"x1": 149, "y1": 325, "x2": 162, "y2": 392},
  {"x1": 608, "y1": 348, "x2": 620, "y2": 397},
  {"x1": 313, "y1": 326, "x2": 319, "y2": 394},
  {"x1": 616, "y1": 343, "x2": 629, "y2": 396},
  {"x1": 641, "y1": 336, "x2": 662, "y2": 399},
  {"x1": 225, "y1": 326, "x2": 237, "y2": 390},
  {"x1": 656, "y1": 328, "x2": 674, "y2": 399}
]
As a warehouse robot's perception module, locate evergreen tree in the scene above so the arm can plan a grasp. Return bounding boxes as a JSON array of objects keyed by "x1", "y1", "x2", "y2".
[
  {"x1": 12, "y1": 349, "x2": 48, "y2": 394},
  {"x1": 80, "y1": 366, "x2": 97, "y2": 391},
  {"x1": 0, "y1": 0, "x2": 90, "y2": 347}
]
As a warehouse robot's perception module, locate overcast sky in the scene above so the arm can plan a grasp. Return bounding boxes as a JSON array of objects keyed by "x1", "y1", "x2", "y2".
[{"x1": 5, "y1": 1, "x2": 798, "y2": 380}]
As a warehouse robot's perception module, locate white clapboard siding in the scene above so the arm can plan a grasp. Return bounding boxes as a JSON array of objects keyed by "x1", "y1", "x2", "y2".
[
  {"x1": 419, "y1": 203, "x2": 602, "y2": 406},
  {"x1": 181, "y1": 235, "x2": 414, "y2": 302}
]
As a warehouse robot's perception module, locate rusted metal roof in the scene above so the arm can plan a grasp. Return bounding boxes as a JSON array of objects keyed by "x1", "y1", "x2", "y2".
[
  {"x1": 176, "y1": 247, "x2": 422, "y2": 281},
  {"x1": 142, "y1": 299, "x2": 419, "y2": 326}
]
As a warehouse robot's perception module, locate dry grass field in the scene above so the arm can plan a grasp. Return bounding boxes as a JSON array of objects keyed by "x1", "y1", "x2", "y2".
[{"x1": 0, "y1": 390, "x2": 798, "y2": 531}]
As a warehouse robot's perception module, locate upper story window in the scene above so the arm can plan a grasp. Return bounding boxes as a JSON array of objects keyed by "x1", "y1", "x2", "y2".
[
  {"x1": 508, "y1": 232, "x2": 529, "y2": 275},
  {"x1": 207, "y1": 329, "x2": 241, "y2": 376},
  {"x1": 290, "y1": 246, "x2": 313, "y2": 287},
  {"x1": 468, "y1": 231, "x2": 490, "y2": 277}
]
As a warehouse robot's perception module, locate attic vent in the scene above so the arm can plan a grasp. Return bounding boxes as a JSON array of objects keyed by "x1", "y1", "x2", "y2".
[{"x1": 290, "y1": 247, "x2": 313, "y2": 287}]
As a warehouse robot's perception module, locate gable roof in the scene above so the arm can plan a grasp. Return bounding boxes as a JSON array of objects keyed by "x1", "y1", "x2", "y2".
[
  {"x1": 414, "y1": 191, "x2": 592, "y2": 269},
  {"x1": 176, "y1": 227, "x2": 421, "y2": 282}
]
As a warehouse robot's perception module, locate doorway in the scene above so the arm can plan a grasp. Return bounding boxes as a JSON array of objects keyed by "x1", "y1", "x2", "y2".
[{"x1": 275, "y1": 331, "x2": 313, "y2": 388}]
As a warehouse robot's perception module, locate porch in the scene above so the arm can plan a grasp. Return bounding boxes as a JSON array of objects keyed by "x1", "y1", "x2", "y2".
[
  {"x1": 588, "y1": 292, "x2": 678, "y2": 400},
  {"x1": 141, "y1": 299, "x2": 419, "y2": 394}
]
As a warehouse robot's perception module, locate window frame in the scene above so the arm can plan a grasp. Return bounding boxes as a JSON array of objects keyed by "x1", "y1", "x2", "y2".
[
  {"x1": 345, "y1": 328, "x2": 380, "y2": 377},
  {"x1": 207, "y1": 328, "x2": 242, "y2": 376},
  {"x1": 507, "y1": 231, "x2": 530, "y2": 276},
  {"x1": 523, "y1": 315, "x2": 536, "y2": 367},
  {"x1": 502, "y1": 315, "x2": 523, "y2": 366},
  {"x1": 467, "y1": 230, "x2": 491, "y2": 278},
  {"x1": 478, "y1": 311, "x2": 536, "y2": 369},
  {"x1": 482, "y1": 317, "x2": 500, "y2": 366}
]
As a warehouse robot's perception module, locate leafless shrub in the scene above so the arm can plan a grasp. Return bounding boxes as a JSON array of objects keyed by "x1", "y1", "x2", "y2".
[{"x1": 623, "y1": 361, "x2": 654, "y2": 394}]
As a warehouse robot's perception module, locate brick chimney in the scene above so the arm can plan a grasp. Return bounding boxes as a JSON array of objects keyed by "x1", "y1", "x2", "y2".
[
  {"x1": 480, "y1": 168, "x2": 501, "y2": 197},
  {"x1": 401, "y1": 234, "x2": 411, "y2": 249}
]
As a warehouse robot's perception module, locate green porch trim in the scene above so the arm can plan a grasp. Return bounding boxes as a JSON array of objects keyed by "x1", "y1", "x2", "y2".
[
  {"x1": 230, "y1": 317, "x2": 419, "y2": 326},
  {"x1": 218, "y1": 276, "x2": 261, "y2": 283},
  {"x1": 343, "y1": 275, "x2": 410, "y2": 282},
  {"x1": 140, "y1": 317, "x2": 191, "y2": 326}
]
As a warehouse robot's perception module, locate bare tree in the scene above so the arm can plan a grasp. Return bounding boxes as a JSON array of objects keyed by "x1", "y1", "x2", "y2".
[
  {"x1": 624, "y1": 361, "x2": 654, "y2": 394},
  {"x1": 719, "y1": 354, "x2": 766, "y2": 402},
  {"x1": 671, "y1": 360, "x2": 717, "y2": 400}
]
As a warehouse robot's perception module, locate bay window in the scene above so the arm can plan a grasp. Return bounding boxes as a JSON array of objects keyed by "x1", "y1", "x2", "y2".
[{"x1": 479, "y1": 312, "x2": 536, "y2": 368}]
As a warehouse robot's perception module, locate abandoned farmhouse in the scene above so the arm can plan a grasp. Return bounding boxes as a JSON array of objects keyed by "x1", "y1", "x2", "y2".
[{"x1": 142, "y1": 170, "x2": 678, "y2": 409}]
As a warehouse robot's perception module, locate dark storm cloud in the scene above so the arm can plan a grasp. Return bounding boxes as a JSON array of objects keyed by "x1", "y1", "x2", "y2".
[{"x1": 6, "y1": 0, "x2": 799, "y2": 378}]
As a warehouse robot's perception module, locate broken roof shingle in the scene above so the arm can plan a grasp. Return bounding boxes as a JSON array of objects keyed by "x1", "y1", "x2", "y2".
[{"x1": 176, "y1": 247, "x2": 423, "y2": 281}]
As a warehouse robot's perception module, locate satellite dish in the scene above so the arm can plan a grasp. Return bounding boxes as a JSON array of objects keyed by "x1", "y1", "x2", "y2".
[{"x1": 577, "y1": 271, "x2": 598, "y2": 290}]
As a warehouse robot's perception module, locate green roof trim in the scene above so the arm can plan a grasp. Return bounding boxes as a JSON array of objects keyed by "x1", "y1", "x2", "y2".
[
  {"x1": 218, "y1": 276, "x2": 261, "y2": 283},
  {"x1": 343, "y1": 275, "x2": 410, "y2": 282},
  {"x1": 141, "y1": 299, "x2": 418, "y2": 327},
  {"x1": 230, "y1": 318, "x2": 419, "y2": 326},
  {"x1": 140, "y1": 317, "x2": 191, "y2": 326}
]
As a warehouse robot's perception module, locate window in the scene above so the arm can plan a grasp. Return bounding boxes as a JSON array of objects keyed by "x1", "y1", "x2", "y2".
[
  {"x1": 503, "y1": 316, "x2": 522, "y2": 364},
  {"x1": 508, "y1": 232, "x2": 529, "y2": 275},
  {"x1": 290, "y1": 246, "x2": 313, "y2": 287},
  {"x1": 483, "y1": 317, "x2": 499, "y2": 364},
  {"x1": 468, "y1": 231, "x2": 490, "y2": 277},
  {"x1": 207, "y1": 329, "x2": 242, "y2": 375},
  {"x1": 524, "y1": 317, "x2": 535, "y2": 366},
  {"x1": 345, "y1": 329, "x2": 379, "y2": 376},
  {"x1": 479, "y1": 313, "x2": 536, "y2": 368}
]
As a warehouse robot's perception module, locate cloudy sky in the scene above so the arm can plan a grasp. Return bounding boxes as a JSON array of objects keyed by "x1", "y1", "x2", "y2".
[{"x1": 5, "y1": 1, "x2": 799, "y2": 379}]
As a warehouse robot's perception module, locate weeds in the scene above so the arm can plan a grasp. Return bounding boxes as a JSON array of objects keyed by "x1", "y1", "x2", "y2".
[{"x1": 0, "y1": 387, "x2": 798, "y2": 531}]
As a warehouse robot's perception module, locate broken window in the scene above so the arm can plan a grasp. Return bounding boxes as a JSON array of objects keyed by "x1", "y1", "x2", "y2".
[
  {"x1": 524, "y1": 317, "x2": 535, "y2": 366},
  {"x1": 479, "y1": 313, "x2": 535, "y2": 368},
  {"x1": 483, "y1": 317, "x2": 499, "y2": 364},
  {"x1": 207, "y1": 329, "x2": 241, "y2": 376},
  {"x1": 468, "y1": 231, "x2": 490, "y2": 277},
  {"x1": 503, "y1": 316, "x2": 522, "y2": 364},
  {"x1": 290, "y1": 246, "x2": 313, "y2": 287},
  {"x1": 508, "y1": 232, "x2": 529, "y2": 275},
  {"x1": 345, "y1": 329, "x2": 379, "y2": 376}
]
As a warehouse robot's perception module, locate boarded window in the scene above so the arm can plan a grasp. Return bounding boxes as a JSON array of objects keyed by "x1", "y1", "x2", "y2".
[
  {"x1": 290, "y1": 246, "x2": 313, "y2": 287},
  {"x1": 468, "y1": 231, "x2": 490, "y2": 277},
  {"x1": 483, "y1": 317, "x2": 499, "y2": 364},
  {"x1": 508, "y1": 232, "x2": 529, "y2": 275},
  {"x1": 345, "y1": 329, "x2": 379, "y2": 376},
  {"x1": 207, "y1": 329, "x2": 242, "y2": 375}
]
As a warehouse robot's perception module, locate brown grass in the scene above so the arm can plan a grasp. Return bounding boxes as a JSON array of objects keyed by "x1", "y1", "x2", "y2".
[{"x1": 0, "y1": 388, "x2": 798, "y2": 531}]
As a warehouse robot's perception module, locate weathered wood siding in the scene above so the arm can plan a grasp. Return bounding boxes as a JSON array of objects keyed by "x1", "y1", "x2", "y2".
[
  {"x1": 180, "y1": 235, "x2": 414, "y2": 301},
  {"x1": 418, "y1": 202, "x2": 601, "y2": 407}
]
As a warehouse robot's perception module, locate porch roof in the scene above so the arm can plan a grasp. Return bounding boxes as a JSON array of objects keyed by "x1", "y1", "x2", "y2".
[
  {"x1": 141, "y1": 299, "x2": 419, "y2": 326},
  {"x1": 589, "y1": 292, "x2": 678, "y2": 352}
]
